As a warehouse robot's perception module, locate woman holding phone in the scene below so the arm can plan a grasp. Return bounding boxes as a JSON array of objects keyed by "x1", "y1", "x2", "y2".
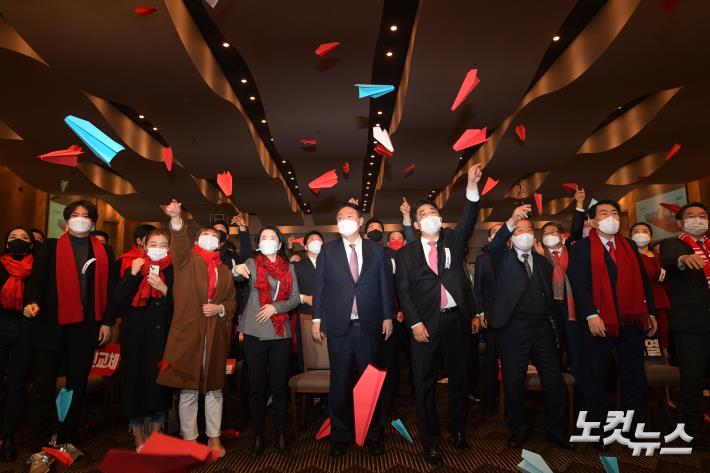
[{"x1": 113, "y1": 228, "x2": 174, "y2": 451}]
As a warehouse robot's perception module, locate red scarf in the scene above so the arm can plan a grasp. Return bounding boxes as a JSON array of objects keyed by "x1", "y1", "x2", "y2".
[
  {"x1": 191, "y1": 246, "x2": 222, "y2": 301},
  {"x1": 131, "y1": 254, "x2": 173, "y2": 307},
  {"x1": 639, "y1": 253, "x2": 670, "y2": 309},
  {"x1": 56, "y1": 234, "x2": 109, "y2": 325},
  {"x1": 0, "y1": 254, "x2": 33, "y2": 312},
  {"x1": 678, "y1": 233, "x2": 710, "y2": 288},
  {"x1": 589, "y1": 229, "x2": 648, "y2": 337},
  {"x1": 119, "y1": 245, "x2": 145, "y2": 276},
  {"x1": 544, "y1": 247, "x2": 576, "y2": 321},
  {"x1": 254, "y1": 253, "x2": 293, "y2": 337}
]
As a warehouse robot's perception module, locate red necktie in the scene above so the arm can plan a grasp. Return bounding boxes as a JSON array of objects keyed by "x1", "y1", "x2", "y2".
[
  {"x1": 606, "y1": 241, "x2": 617, "y2": 265},
  {"x1": 552, "y1": 250, "x2": 561, "y2": 264},
  {"x1": 428, "y1": 241, "x2": 448, "y2": 309}
]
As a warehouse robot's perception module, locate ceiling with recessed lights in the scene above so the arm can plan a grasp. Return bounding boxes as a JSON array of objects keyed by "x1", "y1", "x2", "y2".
[{"x1": 0, "y1": 0, "x2": 707, "y2": 227}]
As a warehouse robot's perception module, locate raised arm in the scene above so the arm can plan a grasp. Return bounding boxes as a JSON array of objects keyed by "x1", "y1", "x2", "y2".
[
  {"x1": 567, "y1": 186, "x2": 586, "y2": 246},
  {"x1": 164, "y1": 200, "x2": 191, "y2": 271},
  {"x1": 453, "y1": 163, "x2": 483, "y2": 248},
  {"x1": 488, "y1": 204, "x2": 531, "y2": 267},
  {"x1": 400, "y1": 198, "x2": 417, "y2": 244}
]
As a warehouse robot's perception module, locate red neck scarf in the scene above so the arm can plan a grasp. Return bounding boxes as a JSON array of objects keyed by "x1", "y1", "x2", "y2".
[
  {"x1": 191, "y1": 246, "x2": 222, "y2": 301},
  {"x1": 0, "y1": 254, "x2": 33, "y2": 312},
  {"x1": 678, "y1": 233, "x2": 710, "y2": 288},
  {"x1": 589, "y1": 229, "x2": 648, "y2": 337},
  {"x1": 119, "y1": 245, "x2": 145, "y2": 275},
  {"x1": 254, "y1": 253, "x2": 293, "y2": 337},
  {"x1": 639, "y1": 253, "x2": 670, "y2": 309},
  {"x1": 131, "y1": 254, "x2": 173, "y2": 307},
  {"x1": 56, "y1": 234, "x2": 109, "y2": 325},
  {"x1": 544, "y1": 246, "x2": 576, "y2": 321}
]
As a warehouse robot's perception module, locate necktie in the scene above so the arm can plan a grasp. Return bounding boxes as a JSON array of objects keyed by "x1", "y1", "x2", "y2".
[
  {"x1": 697, "y1": 240, "x2": 710, "y2": 260},
  {"x1": 522, "y1": 253, "x2": 532, "y2": 279},
  {"x1": 349, "y1": 244, "x2": 359, "y2": 316},
  {"x1": 606, "y1": 241, "x2": 617, "y2": 265},
  {"x1": 552, "y1": 250, "x2": 561, "y2": 264},
  {"x1": 428, "y1": 241, "x2": 448, "y2": 309}
]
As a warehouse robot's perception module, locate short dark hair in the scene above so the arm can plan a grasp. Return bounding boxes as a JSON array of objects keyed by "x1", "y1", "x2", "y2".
[
  {"x1": 90, "y1": 230, "x2": 109, "y2": 243},
  {"x1": 589, "y1": 199, "x2": 621, "y2": 219},
  {"x1": 256, "y1": 225, "x2": 289, "y2": 261},
  {"x1": 133, "y1": 224, "x2": 156, "y2": 243},
  {"x1": 3, "y1": 226, "x2": 35, "y2": 254},
  {"x1": 29, "y1": 228, "x2": 46, "y2": 241},
  {"x1": 542, "y1": 221, "x2": 565, "y2": 233},
  {"x1": 412, "y1": 199, "x2": 439, "y2": 220},
  {"x1": 212, "y1": 219, "x2": 228, "y2": 230},
  {"x1": 335, "y1": 203, "x2": 362, "y2": 218},
  {"x1": 630, "y1": 222, "x2": 653, "y2": 236},
  {"x1": 365, "y1": 218, "x2": 384, "y2": 232},
  {"x1": 63, "y1": 200, "x2": 98, "y2": 222},
  {"x1": 676, "y1": 202, "x2": 708, "y2": 220},
  {"x1": 304, "y1": 230, "x2": 324, "y2": 246}
]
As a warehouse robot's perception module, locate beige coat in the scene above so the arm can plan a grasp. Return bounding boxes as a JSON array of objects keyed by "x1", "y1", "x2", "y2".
[{"x1": 157, "y1": 225, "x2": 236, "y2": 392}]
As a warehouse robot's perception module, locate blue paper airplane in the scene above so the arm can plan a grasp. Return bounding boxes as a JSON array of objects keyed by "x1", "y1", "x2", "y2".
[
  {"x1": 354, "y1": 84, "x2": 395, "y2": 99},
  {"x1": 391, "y1": 418, "x2": 413, "y2": 444},
  {"x1": 64, "y1": 115, "x2": 125, "y2": 165},
  {"x1": 588, "y1": 198, "x2": 599, "y2": 210},
  {"x1": 517, "y1": 449, "x2": 553, "y2": 473},
  {"x1": 56, "y1": 388, "x2": 73, "y2": 423},
  {"x1": 600, "y1": 456, "x2": 620, "y2": 473}
]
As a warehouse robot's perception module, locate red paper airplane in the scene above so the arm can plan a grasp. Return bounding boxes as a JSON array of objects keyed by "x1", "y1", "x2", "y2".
[
  {"x1": 315, "y1": 42, "x2": 340, "y2": 57},
  {"x1": 353, "y1": 364, "x2": 387, "y2": 447},
  {"x1": 134, "y1": 5, "x2": 158, "y2": 16},
  {"x1": 292, "y1": 237, "x2": 304, "y2": 246},
  {"x1": 561, "y1": 183, "x2": 578, "y2": 193},
  {"x1": 140, "y1": 433, "x2": 219, "y2": 462},
  {"x1": 308, "y1": 169, "x2": 338, "y2": 192},
  {"x1": 481, "y1": 177, "x2": 499, "y2": 196},
  {"x1": 100, "y1": 449, "x2": 198, "y2": 473},
  {"x1": 161, "y1": 147, "x2": 173, "y2": 172},
  {"x1": 38, "y1": 144, "x2": 83, "y2": 167},
  {"x1": 533, "y1": 192, "x2": 543, "y2": 214},
  {"x1": 217, "y1": 171, "x2": 233, "y2": 197},
  {"x1": 157, "y1": 360, "x2": 171, "y2": 373},
  {"x1": 515, "y1": 124, "x2": 526, "y2": 143},
  {"x1": 342, "y1": 162, "x2": 350, "y2": 176},
  {"x1": 403, "y1": 163, "x2": 415, "y2": 175},
  {"x1": 300, "y1": 138, "x2": 317, "y2": 146},
  {"x1": 453, "y1": 127, "x2": 488, "y2": 151},
  {"x1": 42, "y1": 448, "x2": 73, "y2": 467},
  {"x1": 664, "y1": 143, "x2": 681, "y2": 161},
  {"x1": 451, "y1": 69, "x2": 480, "y2": 111},
  {"x1": 374, "y1": 143, "x2": 393, "y2": 157},
  {"x1": 316, "y1": 418, "x2": 331, "y2": 440},
  {"x1": 660, "y1": 202, "x2": 681, "y2": 214},
  {"x1": 661, "y1": 0, "x2": 680, "y2": 13}
]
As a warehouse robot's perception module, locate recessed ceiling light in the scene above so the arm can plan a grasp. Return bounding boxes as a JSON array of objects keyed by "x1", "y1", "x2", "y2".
[
  {"x1": 617, "y1": 106, "x2": 622, "y2": 110},
  {"x1": 287, "y1": 171, "x2": 292, "y2": 174},
  {"x1": 138, "y1": 114, "x2": 145, "y2": 119},
  {"x1": 222, "y1": 42, "x2": 230, "y2": 48},
  {"x1": 240, "y1": 78, "x2": 247, "y2": 84},
  {"x1": 386, "y1": 51, "x2": 393, "y2": 57},
  {"x1": 282, "y1": 160, "x2": 286, "y2": 163},
  {"x1": 370, "y1": 154, "x2": 375, "y2": 158},
  {"x1": 249, "y1": 96, "x2": 256, "y2": 101},
  {"x1": 368, "y1": 172, "x2": 372, "y2": 176},
  {"x1": 375, "y1": 123, "x2": 380, "y2": 127},
  {"x1": 270, "y1": 138, "x2": 274, "y2": 142},
  {"x1": 552, "y1": 35, "x2": 560, "y2": 42},
  {"x1": 290, "y1": 177, "x2": 294, "y2": 180},
  {"x1": 370, "y1": 162, "x2": 374, "y2": 165},
  {"x1": 261, "y1": 119, "x2": 267, "y2": 124},
  {"x1": 377, "y1": 111, "x2": 383, "y2": 115},
  {"x1": 390, "y1": 25, "x2": 398, "y2": 32},
  {"x1": 152, "y1": 127, "x2": 158, "y2": 131},
  {"x1": 295, "y1": 185, "x2": 299, "y2": 189},
  {"x1": 365, "y1": 193, "x2": 368, "y2": 196}
]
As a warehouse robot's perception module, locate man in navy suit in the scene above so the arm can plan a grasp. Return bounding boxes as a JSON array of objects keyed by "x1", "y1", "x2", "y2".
[
  {"x1": 395, "y1": 163, "x2": 482, "y2": 465},
  {"x1": 567, "y1": 199, "x2": 656, "y2": 450},
  {"x1": 312, "y1": 204, "x2": 394, "y2": 457},
  {"x1": 487, "y1": 204, "x2": 571, "y2": 450}
]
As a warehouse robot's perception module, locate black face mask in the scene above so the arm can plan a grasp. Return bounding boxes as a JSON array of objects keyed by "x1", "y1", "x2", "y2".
[
  {"x1": 7, "y1": 239, "x2": 31, "y2": 256},
  {"x1": 367, "y1": 230, "x2": 383, "y2": 242}
]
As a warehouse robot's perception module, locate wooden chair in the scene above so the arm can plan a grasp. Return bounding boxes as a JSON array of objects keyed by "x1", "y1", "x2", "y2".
[{"x1": 288, "y1": 314, "x2": 330, "y2": 435}]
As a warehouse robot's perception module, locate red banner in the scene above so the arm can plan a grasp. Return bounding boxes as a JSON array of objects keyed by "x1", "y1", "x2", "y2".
[{"x1": 90, "y1": 343, "x2": 121, "y2": 376}]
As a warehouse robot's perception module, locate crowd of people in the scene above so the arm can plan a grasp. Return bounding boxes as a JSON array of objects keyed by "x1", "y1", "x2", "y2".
[{"x1": 0, "y1": 163, "x2": 707, "y2": 471}]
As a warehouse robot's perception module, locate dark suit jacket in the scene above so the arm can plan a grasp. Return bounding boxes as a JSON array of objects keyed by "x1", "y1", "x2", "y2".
[
  {"x1": 313, "y1": 238, "x2": 394, "y2": 337},
  {"x1": 486, "y1": 223, "x2": 555, "y2": 329},
  {"x1": 25, "y1": 237, "x2": 118, "y2": 351},
  {"x1": 294, "y1": 256, "x2": 317, "y2": 312},
  {"x1": 660, "y1": 237, "x2": 710, "y2": 333},
  {"x1": 395, "y1": 199, "x2": 479, "y2": 332},
  {"x1": 473, "y1": 246, "x2": 495, "y2": 315},
  {"x1": 566, "y1": 208, "x2": 586, "y2": 248},
  {"x1": 567, "y1": 235, "x2": 655, "y2": 321}
]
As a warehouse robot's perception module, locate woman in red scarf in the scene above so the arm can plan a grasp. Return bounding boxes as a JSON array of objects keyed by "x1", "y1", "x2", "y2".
[
  {"x1": 234, "y1": 226, "x2": 300, "y2": 456},
  {"x1": 0, "y1": 226, "x2": 35, "y2": 461},
  {"x1": 113, "y1": 229, "x2": 173, "y2": 451}
]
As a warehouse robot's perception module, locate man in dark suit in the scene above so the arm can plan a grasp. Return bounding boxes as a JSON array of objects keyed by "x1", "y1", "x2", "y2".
[
  {"x1": 294, "y1": 230, "x2": 323, "y2": 372},
  {"x1": 487, "y1": 204, "x2": 571, "y2": 450},
  {"x1": 567, "y1": 199, "x2": 656, "y2": 450},
  {"x1": 660, "y1": 202, "x2": 710, "y2": 450},
  {"x1": 395, "y1": 163, "x2": 482, "y2": 465},
  {"x1": 23, "y1": 200, "x2": 117, "y2": 470},
  {"x1": 312, "y1": 204, "x2": 394, "y2": 457}
]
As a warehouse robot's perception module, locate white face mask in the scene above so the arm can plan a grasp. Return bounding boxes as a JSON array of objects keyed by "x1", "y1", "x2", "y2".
[
  {"x1": 197, "y1": 234, "x2": 219, "y2": 251},
  {"x1": 631, "y1": 233, "x2": 651, "y2": 248},
  {"x1": 258, "y1": 240, "x2": 280, "y2": 256},
  {"x1": 419, "y1": 215, "x2": 442, "y2": 235},
  {"x1": 511, "y1": 233, "x2": 535, "y2": 252},
  {"x1": 337, "y1": 219, "x2": 359, "y2": 237},
  {"x1": 597, "y1": 216, "x2": 620, "y2": 235},
  {"x1": 147, "y1": 247, "x2": 168, "y2": 261},
  {"x1": 542, "y1": 235, "x2": 561, "y2": 249},
  {"x1": 684, "y1": 217, "x2": 709, "y2": 236},
  {"x1": 307, "y1": 240, "x2": 323, "y2": 255},
  {"x1": 68, "y1": 217, "x2": 92, "y2": 233}
]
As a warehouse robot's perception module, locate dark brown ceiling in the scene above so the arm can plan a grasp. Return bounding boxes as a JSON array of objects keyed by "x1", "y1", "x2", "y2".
[{"x1": 0, "y1": 0, "x2": 707, "y2": 228}]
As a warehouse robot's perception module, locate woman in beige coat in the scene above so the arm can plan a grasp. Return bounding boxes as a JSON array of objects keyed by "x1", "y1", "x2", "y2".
[{"x1": 158, "y1": 200, "x2": 236, "y2": 456}]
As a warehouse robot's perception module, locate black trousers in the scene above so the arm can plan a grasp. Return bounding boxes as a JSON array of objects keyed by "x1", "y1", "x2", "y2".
[
  {"x1": 553, "y1": 301, "x2": 584, "y2": 394},
  {"x1": 672, "y1": 330, "x2": 710, "y2": 435},
  {"x1": 30, "y1": 321, "x2": 98, "y2": 452},
  {"x1": 327, "y1": 324, "x2": 383, "y2": 443},
  {"x1": 243, "y1": 335, "x2": 291, "y2": 436},
  {"x1": 0, "y1": 313, "x2": 33, "y2": 437},
  {"x1": 411, "y1": 308, "x2": 469, "y2": 449},
  {"x1": 382, "y1": 319, "x2": 407, "y2": 415},
  {"x1": 498, "y1": 315, "x2": 566, "y2": 439},
  {"x1": 482, "y1": 329, "x2": 500, "y2": 409},
  {"x1": 467, "y1": 332, "x2": 481, "y2": 395},
  {"x1": 580, "y1": 323, "x2": 647, "y2": 433}
]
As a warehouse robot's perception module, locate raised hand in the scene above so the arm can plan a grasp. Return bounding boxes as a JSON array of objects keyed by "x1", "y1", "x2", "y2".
[
  {"x1": 231, "y1": 214, "x2": 247, "y2": 231},
  {"x1": 510, "y1": 204, "x2": 532, "y2": 224},
  {"x1": 400, "y1": 197, "x2": 412, "y2": 224},
  {"x1": 467, "y1": 163, "x2": 483, "y2": 185},
  {"x1": 164, "y1": 199, "x2": 181, "y2": 218},
  {"x1": 131, "y1": 258, "x2": 145, "y2": 276}
]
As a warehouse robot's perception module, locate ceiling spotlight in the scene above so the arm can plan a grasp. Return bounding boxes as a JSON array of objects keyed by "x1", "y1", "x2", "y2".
[
  {"x1": 365, "y1": 193, "x2": 369, "y2": 197},
  {"x1": 152, "y1": 127, "x2": 158, "y2": 131},
  {"x1": 617, "y1": 106, "x2": 622, "y2": 110},
  {"x1": 377, "y1": 110, "x2": 383, "y2": 115},
  {"x1": 281, "y1": 160, "x2": 286, "y2": 164},
  {"x1": 295, "y1": 185, "x2": 299, "y2": 189},
  {"x1": 368, "y1": 172, "x2": 372, "y2": 176},
  {"x1": 390, "y1": 25, "x2": 398, "y2": 32},
  {"x1": 370, "y1": 154, "x2": 375, "y2": 158},
  {"x1": 240, "y1": 78, "x2": 247, "y2": 84},
  {"x1": 290, "y1": 177, "x2": 294, "y2": 180},
  {"x1": 552, "y1": 35, "x2": 560, "y2": 42},
  {"x1": 370, "y1": 162, "x2": 374, "y2": 165},
  {"x1": 270, "y1": 138, "x2": 274, "y2": 142},
  {"x1": 222, "y1": 42, "x2": 230, "y2": 48},
  {"x1": 386, "y1": 51, "x2": 393, "y2": 57},
  {"x1": 375, "y1": 123, "x2": 380, "y2": 127},
  {"x1": 261, "y1": 119, "x2": 267, "y2": 124},
  {"x1": 249, "y1": 96, "x2": 256, "y2": 101},
  {"x1": 287, "y1": 171, "x2": 292, "y2": 174},
  {"x1": 138, "y1": 114, "x2": 145, "y2": 119}
]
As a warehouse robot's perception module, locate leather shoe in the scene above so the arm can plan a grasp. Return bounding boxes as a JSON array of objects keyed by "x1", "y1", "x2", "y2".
[
  {"x1": 329, "y1": 440, "x2": 348, "y2": 457},
  {"x1": 545, "y1": 434, "x2": 576, "y2": 450},
  {"x1": 250, "y1": 435, "x2": 264, "y2": 457},
  {"x1": 366, "y1": 438, "x2": 385, "y2": 456},
  {"x1": 422, "y1": 448, "x2": 443, "y2": 466},
  {"x1": 452, "y1": 432, "x2": 469, "y2": 451},
  {"x1": 276, "y1": 434, "x2": 290, "y2": 455}
]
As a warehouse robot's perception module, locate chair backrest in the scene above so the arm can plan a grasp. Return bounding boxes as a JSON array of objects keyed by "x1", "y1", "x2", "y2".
[{"x1": 300, "y1": 314, "x2": 330, "y2": 371}]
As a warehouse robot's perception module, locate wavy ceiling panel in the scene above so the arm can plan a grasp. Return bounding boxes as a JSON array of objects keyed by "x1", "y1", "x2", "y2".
[{"x1": 0, "y1": 120, "x2": 22, "y2": 140}]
